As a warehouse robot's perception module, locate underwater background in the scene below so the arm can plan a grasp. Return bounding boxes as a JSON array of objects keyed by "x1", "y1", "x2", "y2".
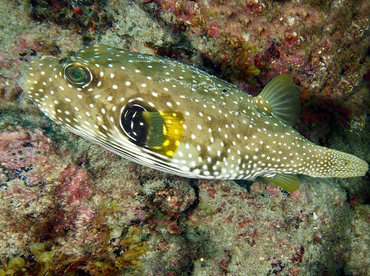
[{"x1": 0, "y1": 0, "x2": 369, "y2": 275}]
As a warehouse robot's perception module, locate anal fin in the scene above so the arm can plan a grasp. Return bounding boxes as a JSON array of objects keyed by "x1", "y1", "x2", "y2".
[{"x1": 264, "y1": 173, "x2": 300, "y2": 192}]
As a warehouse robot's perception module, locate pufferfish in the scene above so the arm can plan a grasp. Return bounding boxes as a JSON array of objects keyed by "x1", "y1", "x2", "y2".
[{"x1": 18, "y1": 44, "x2": 368, "y2": 192}]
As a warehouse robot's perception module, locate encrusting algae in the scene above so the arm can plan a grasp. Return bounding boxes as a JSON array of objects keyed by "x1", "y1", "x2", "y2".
[
  {"x1": 0, "y1": 256, "x2": 26, "y2": 276},
  {"x1": 0, "y1": 224, "x2": 150, "y2": 274},
  {"x1": 0, "y1": 243, "x2": 54, "y2": 276},
  {"x1": 18, "y1": 44, "x2": 368, "y2": 192},
  {"x1": 115, "y1": 226, "x2": 151, "y2": 270}
]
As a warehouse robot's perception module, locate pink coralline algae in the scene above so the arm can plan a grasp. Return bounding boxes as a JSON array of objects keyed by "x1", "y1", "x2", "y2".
[
  {"x1": 0, "y1": 128, "x2": 95, "y2": 241},
  {"x1": 57, "y1": 164, "x2": 92, "y2": 205},
  {"x1": 0, "y1": 128, "x2": 55, "y2": 188}
]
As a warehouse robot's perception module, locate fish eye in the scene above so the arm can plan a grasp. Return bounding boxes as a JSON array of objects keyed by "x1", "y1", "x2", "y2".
[
  {"x1": 120, "y1": 102, "x2": 151, "y2": 147},
  {"x1": 64, "y1": 64, "x2": 92, "y2": 86}
]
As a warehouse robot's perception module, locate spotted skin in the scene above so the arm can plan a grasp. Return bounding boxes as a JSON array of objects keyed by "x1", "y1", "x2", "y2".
[{"x1": 18, "y1": 44, "x2": 368, "y2": 185}]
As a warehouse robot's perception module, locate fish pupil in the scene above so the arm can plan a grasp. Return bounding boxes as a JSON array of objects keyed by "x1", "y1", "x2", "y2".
[
  {"x1": 71, "y1": 71, "x2": 83, "y2": 81},
  {"x1": 120, "y1": 103, "x2": 150, "y2": 147}
]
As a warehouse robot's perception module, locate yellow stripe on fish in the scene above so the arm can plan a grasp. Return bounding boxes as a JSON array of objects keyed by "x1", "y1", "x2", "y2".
[{"x1": 18, "y1": 44, "x2": 368, "y2": 192}]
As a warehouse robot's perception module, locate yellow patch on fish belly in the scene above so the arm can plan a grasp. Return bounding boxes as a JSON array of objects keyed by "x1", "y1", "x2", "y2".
[{"x1": 18, "y1": 44, "x2": 369, "y2": 192}]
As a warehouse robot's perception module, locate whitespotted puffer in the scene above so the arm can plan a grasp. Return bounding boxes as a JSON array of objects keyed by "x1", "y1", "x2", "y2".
[{"x1": 18, "y1": 44, "x2": 368, "y2": 192}]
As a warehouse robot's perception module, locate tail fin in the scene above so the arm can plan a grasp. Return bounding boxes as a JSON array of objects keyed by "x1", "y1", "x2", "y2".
[{"x1": 306, "y1": 147, "x2": 368, "y2": 178}]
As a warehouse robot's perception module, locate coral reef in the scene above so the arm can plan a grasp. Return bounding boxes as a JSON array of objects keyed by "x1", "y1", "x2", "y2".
[
  {"x1": 186, "y1": 179, "x2": 361, "y2": 275},
  {"x1": 0, "y1": 0, "x2": 369, "y2": 275},
  {"x1": 28, "y1": 0, "x2": 113, "y2": 40},
  {"x1": 137, "y1": 0, "x2": 370, "y2": 142}
]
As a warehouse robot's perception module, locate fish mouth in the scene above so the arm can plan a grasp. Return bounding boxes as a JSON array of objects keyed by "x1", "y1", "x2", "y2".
[
  {"x1": 17, "y1": 75, "x2": 26, "y2": 91},
  {"x1": 18, "y1": 64, "x2": 31, "y2": 91}
]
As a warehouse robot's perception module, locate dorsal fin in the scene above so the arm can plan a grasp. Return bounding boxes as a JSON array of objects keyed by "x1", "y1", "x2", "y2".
[{"x1": 254, "y1": 74, "x2": 300, "y2": 126}]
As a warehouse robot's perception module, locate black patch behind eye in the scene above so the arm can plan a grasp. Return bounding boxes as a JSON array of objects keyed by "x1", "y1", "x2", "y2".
[{"x1": 120, "y1": 102, "x2": 153, "y2": 147}]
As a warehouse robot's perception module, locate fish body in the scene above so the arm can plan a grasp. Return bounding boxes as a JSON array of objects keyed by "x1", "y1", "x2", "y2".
[{"x1": 19, "y1": 44, "x2": 368, "y2": 191}]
